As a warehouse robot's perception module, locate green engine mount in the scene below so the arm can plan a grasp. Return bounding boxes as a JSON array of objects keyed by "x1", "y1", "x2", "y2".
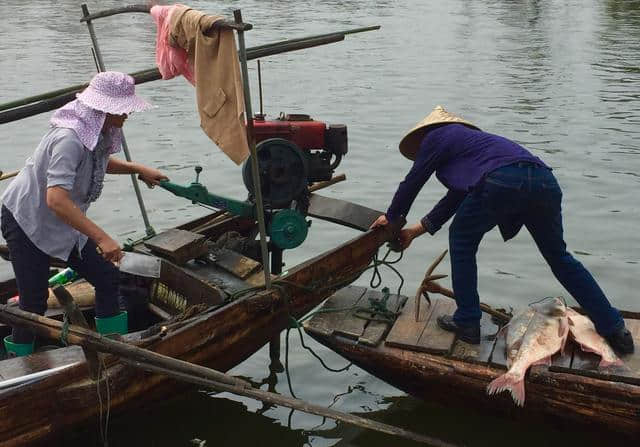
[{"x1": 158, "y1": 165, "x2": 309, "y2": 250}]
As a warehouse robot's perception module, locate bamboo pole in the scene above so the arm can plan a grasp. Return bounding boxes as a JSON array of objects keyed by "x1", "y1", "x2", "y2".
[
  {"x1": 0, "y1": 304, "x2": 454, "y2": 446},
  {"x1": 0, "y1": 303, "x2": 249, "y2": 388},
  {"x1": 308, "y1": 173, "x2": 346, "y2": 192},
  {"x1": 0, "y1": 27, "x2": 377, "y2": 123},
  {"x1": 0, "y1": 170, "x2": 19, "y2": 182},
  {"x1": 51, "y1": 285, "x2": 101, "y2": 380},
  {"x1": 0, "y1": 68, "x2": 159, "y2": 113},
  {"x1": 234, "y1": 9, "x2": 271, "y2": 291},
  {"x1": 120, "y1": 359, "x2": 455, "y2": 446}
]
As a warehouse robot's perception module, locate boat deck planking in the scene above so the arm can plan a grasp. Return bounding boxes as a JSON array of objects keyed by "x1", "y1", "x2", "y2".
[{"x1": 305, "y1": 290, "x2": 640, "y2": 386}]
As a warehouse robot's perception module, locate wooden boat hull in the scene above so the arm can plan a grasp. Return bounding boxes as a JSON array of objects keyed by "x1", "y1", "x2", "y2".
[
  {"x1": 0, "y1": 220, "x2": 394, "y2": 446},
  {"x1": 304, "y1": 288, "x2": 640, "y2": 438}
]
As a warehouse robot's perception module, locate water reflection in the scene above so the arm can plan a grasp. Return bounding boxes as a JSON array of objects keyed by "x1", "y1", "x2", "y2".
[{"x1": 1, "y1": 1, "x2": 639, "y2": 445}]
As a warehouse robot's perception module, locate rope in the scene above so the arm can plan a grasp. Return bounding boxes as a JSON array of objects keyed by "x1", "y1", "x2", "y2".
[
  {"x1": 60, "y1": 313, "x2": 70, "y2": 346},
  {"x1": 277, "y1": 247, "x2": 406, "y2": 397},
  {"x1": 96, "y1": 357, "x2": 111, "y2": 447}
]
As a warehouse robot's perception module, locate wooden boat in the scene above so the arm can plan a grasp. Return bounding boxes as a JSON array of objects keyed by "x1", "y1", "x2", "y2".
[
  {"x1": 0, "y1": 209, "x2": 395, "y2": 446},
  {"x1": 303, "y1": 284, "x2": 640, "y2": 438}
]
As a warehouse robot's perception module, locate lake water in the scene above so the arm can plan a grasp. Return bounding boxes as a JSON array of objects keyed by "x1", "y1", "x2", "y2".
[{"x1": 1, "y1": 1, "x2": 638, "y2": 446}]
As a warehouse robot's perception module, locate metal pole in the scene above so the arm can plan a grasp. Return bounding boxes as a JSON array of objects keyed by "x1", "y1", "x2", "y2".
[
  {"x1": 81, "y1": 4, "x2": 155, "y2": 237},
  {"x1": 234, "y1": 9, "x2": 272, "y2": 290}
]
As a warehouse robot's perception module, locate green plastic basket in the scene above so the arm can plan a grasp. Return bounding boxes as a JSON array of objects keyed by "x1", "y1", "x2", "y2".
[
  {"x1": 95, "y1": 311, "x2": 128, "y2": 336},
  {"x1": 3, "y1": 335, "x2": 34, "y2": 357}
]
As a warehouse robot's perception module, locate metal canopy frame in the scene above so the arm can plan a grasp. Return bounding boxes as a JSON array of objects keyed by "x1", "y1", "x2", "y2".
[{"x1": 79, "y1": 3, "x2": 272, "y2": 288}]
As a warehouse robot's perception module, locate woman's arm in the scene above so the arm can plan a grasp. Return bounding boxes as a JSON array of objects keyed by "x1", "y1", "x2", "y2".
[
  {"x1": 106, "y1": 157, "x2": 168, "y2": 186},
  {"x1": 46, "y1": 186, "x2": 122, "y2": 262}
]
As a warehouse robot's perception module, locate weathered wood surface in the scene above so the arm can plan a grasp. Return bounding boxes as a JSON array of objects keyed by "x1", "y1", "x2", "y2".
[
  {"x1": 144, "y1": 229, "x2": 208, "y2": 265},
  {"x1": 303, "y1": 286, "x2": 367, "y2": 337},
  {"x1": 451, "y1": 312, "x2": 500, "y2": 365},
  {"x1": 212, "y1": 249, "x2": 261, "y2": 279},
  {"x1": 307, "y1": 194, "x2": 383, "y2": 231},
  {"x1": 51, "y1": 286, "x2": 100, "y2": 380},
  {"x1": 304, "y1": 287, "x2": 405, "y2": 347},
  {"x1": 415, "y1": 299, "x2": 457, "y2": 355},
  {"x1": 359, "y1": 293, "x2": 406, "y2": 347},
  {"x1": 385, "y1": 293, "x2": 434, "y2": 350},
  {"x1": 553, "y1": 318, "x2": 640, "y2": 386},
  {"x1": 0, "y1": 347, "x2": 86, "y2": 382},
  {"x1": 333, "y1": 288, "x2": 369, "y2": 340},
  {"x1": 307, "y1": 323, "x2": 640, "y2": 438},
  {"x1": 0, "y1": 225, "x2": 396, "y2": 447}
]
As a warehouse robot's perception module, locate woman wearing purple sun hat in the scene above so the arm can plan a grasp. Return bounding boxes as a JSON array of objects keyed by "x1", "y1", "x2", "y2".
[{"x1": 1, "y1": 72, "x2": 168, "y2": 356}]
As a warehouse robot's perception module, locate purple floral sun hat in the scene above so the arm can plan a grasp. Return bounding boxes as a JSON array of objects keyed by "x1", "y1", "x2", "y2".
[{"x1": 76, "y1": 71, "x2": 152, "y2": 115}]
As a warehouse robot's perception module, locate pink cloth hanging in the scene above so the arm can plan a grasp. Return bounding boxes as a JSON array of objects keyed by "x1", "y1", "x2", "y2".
[{"x1": 150, "y1": 4, "x2": 195, "y2": 85}]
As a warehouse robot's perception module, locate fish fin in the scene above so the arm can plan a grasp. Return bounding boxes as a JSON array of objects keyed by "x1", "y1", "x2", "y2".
[
  {"x1": 486, "y1": 373, "x2": 526, "y2": 407},
  {"x1": 598, "y1": 357, "x2": 624, "y2": 369},
  {"x1": 532, "y1": 356, "x2": 551, "y2": 367},
  {"x1": 559, "y1": 316, "x2": 570, "y2": 355}
]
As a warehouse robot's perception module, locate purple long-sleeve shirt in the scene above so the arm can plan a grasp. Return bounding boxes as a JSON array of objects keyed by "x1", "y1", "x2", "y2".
[{"x1": 385, "y1": 124, "x2": 547, "y2": 234}]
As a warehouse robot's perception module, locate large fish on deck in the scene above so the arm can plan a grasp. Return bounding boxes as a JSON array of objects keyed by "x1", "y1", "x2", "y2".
[
  {"x1": 566, "y1": 308, "x2": 623, "y2": 368},
  {"x1": 487, "y1": 297, "x2": 569, "y2": 406}
]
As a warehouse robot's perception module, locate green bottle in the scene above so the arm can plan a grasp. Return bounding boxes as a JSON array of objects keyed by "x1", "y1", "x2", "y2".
[{"x1": 48, "y1": 268, "x2": 77, "y2": 287}]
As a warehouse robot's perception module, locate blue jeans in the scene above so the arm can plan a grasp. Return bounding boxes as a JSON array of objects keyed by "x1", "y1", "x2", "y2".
[
  {"x1": 449, "y1": 162, "x2": 623, "y2": 336},
  {"x1": 1, "y1": 206, "x2": 121, "y2": 344}
]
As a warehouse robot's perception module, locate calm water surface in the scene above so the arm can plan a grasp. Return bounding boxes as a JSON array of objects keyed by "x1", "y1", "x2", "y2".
[{"x1": 1, "y1": 1, "x2": 638, "y2": 446}]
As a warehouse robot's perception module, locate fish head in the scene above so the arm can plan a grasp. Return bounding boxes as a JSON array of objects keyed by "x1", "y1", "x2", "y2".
[{"x1": 531, "y1": 297, "x2": 567, "y2": 317}]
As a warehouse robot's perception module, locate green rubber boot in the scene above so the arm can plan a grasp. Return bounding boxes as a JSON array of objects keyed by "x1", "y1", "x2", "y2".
[
  {"x1": 3, "y1": 335, "x2": 34, "y2": 357},
  {"x1": 95, "y1": 311, "x2": 128, "y2": 336}
]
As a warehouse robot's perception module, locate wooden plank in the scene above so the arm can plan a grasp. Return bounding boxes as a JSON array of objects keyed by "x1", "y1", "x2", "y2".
[
  {"x1": 144, "y1": 229, "x2": 208, "y2": 265},
  {"x1": 212, "y1": 249, "x2": 261, "y2": 279},
  {"x1": 303, "y1": 286, "x2": 367, "y2": 337},
  {"x1": 551, "y1": 342, "x2": 574, "y2": 369},
  {"x1": 384, "y1": 294, "x2": 434, "y2": 350},
  {"x1": 333, "y1": 287, "x2": 371, "y2": 339},
  {"x1": 359, "y1": 294, "x2": 407, "y2": 347},
  {"x1": 307, "y1": 194, "x2": 383, "y2": 231},
  {"x1": 415, "y1": 299, "x2": 457, "y2": 355},
  {"x1": 489, "y1": 327, "x2": 508, "y2": 370},
  {"x1": 0, "y1": 347, "x2": 85, "y2": 380},
  {"x1": 451, "y1": 311, "x2": 500, "y2": 365},
  {"x1": 622, "y1": 318, "x2": 640, "y2": 378}
]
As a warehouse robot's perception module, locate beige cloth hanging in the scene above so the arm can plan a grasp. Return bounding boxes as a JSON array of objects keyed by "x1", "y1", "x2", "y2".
[{"x1": 169, "y1": 6, "x2": 249, "y2": 165}]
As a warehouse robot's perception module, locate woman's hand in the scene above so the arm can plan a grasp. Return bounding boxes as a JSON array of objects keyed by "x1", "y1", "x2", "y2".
[
  {"x1": 370, "y1": 214, "x2": 389, "y2": 229},
  {"x1": 96, "y1": 235, "x2": 123, "y2": 263},
  {"x1": 137, "y1": 166, "x2": 169, "y2": 188}
]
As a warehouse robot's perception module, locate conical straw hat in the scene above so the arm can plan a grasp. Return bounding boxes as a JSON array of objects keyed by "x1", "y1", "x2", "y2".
[{"x1": 398, "y1": 105, "x2": 480, "y2": 160}]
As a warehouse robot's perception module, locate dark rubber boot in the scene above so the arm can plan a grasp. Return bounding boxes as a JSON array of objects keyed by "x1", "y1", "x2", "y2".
[
  {"x1": 605, "y1": 326, "x2": 634, "y2": 355},
  {"x1": 436, "y1": 314, "x2": 480, "y2": 344}
]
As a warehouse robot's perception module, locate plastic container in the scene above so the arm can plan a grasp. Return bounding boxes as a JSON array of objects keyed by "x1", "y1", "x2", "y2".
[{"x1": 48, "y1": 268, "x2": 77, "y2": 287}]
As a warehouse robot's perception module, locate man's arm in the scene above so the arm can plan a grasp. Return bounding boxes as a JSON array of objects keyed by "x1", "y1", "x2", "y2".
[
  {"x1": 46, "y1": 186, "x2": 122, "y2": 262},
  {"x1": 385, "y1": 146, "x2": 443, "y2": 222},
  {"x1": 420, "y1": 189, "x2": 467, "y2": 235}
]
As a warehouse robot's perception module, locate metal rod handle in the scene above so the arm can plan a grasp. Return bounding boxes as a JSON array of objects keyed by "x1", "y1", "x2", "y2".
[
  {"x1": 234, "y1": 9, "x2": 272, "y2": 290},
  {"x1": 81, "y1": 3, "x2": 154, "y2": 237}
]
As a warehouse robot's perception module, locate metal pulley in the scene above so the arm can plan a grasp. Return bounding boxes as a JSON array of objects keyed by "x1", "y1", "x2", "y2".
[
  {"x1": 269, "y1": 209, "x2": 309, "y2": 249},
  {"x1": 242, "y1": 138, "x2": 309, "y2": 208}
]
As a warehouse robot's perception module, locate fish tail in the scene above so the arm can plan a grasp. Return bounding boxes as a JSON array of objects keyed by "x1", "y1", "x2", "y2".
[{"x1": 486, "y1": 372, "x2": 526, "y2": 407}]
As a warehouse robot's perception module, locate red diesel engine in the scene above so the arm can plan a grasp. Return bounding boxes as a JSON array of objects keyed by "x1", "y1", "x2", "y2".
[{"x1": 252, "y1": 113, "x2": 347, "y2": 182}]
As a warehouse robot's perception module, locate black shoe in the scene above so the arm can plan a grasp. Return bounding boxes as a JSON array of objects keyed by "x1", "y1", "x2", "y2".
[
  {"x1": 605, "y1": 326, "x2": 635, "y2": 355},
  {"x1": 437, "y1": 314, "x2": 480, "y2": 344}
]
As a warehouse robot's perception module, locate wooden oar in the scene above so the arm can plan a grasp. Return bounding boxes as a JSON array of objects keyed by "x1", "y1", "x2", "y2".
[{"x1": 0, "y1": 303, "x2": 457, "y2": 446}]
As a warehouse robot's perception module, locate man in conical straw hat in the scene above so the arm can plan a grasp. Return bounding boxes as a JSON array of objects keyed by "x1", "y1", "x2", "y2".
[
  {"x1": 371, "y1": 105, "x2": 633, "y2": 354},
  {"x1": 1, "y1": 72, "x2": 169, "y2": 356}
]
